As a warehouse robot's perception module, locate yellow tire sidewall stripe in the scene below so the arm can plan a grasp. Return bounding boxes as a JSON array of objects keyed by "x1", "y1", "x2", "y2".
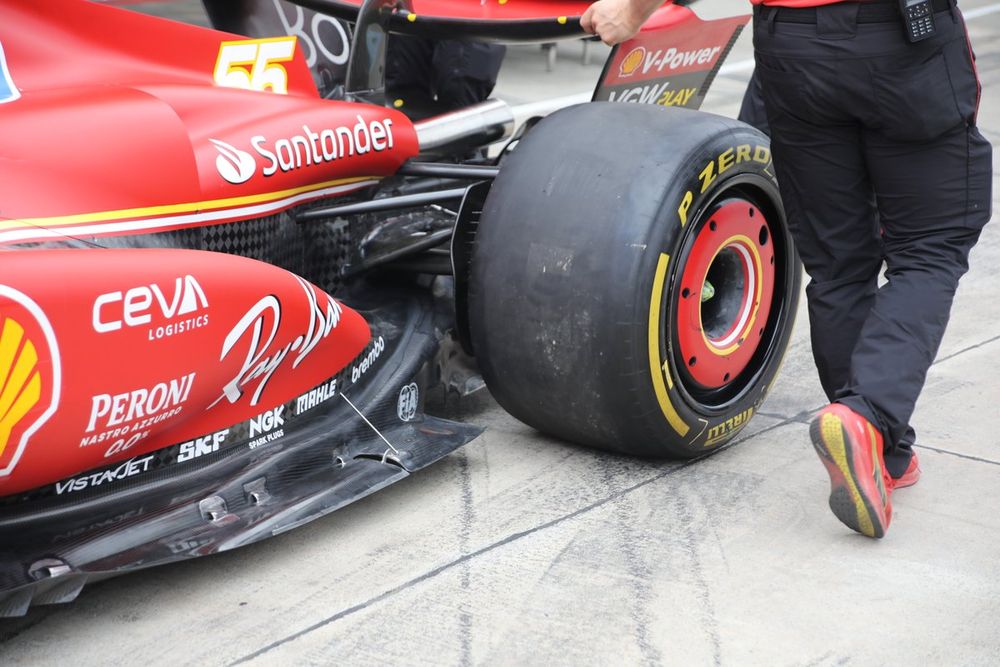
[{"x1": 648, "y1": 253, "x2": 689, "y2": 437}]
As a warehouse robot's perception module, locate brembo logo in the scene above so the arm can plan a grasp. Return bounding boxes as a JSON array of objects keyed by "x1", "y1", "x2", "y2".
[
  {"x1": 209, "y1": 115, "x2": 395, "y2": 184},
  {"x1": 210, "y1": 139, "x2": 256, "y2": 184},
  {"x1": 0, "y1": 286, "x2": 61, "y2": 478}
]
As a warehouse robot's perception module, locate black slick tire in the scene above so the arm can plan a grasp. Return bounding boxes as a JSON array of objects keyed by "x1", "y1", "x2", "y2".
[{"x1": 468, "y1": 103, "x2": 800, "y2": 457}]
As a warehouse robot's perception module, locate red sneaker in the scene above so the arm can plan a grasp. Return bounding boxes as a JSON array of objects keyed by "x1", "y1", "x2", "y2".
[
  {"x1": 810, "y1": 404, "x2": 893, "y2": 538},
  {"x1": 890, "y1": 451, "x2": 921, "y2": 490}
]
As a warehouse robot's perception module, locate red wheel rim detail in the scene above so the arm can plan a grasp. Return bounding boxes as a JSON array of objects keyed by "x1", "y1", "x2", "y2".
[{"x1": 675, "y1": 200, "x2": 776, "y2": 389}]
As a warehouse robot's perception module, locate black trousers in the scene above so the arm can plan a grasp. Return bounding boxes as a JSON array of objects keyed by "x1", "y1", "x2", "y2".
[
  {"x1": 738, "y1": 66, "x2": 770, "y2": 136},
  {"x1": 753, "y1": 1, "x2": 992, "y2": 476}
]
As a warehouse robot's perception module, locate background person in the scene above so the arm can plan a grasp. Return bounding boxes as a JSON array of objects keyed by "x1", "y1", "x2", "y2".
[{"x1": 386, "y1": 37, "x2": 506, "y2": 120}]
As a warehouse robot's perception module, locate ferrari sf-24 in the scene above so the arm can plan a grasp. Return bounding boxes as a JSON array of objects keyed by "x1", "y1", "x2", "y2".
[{"x1": 0, "y1": 0, "x2": 800, "y2": 615}]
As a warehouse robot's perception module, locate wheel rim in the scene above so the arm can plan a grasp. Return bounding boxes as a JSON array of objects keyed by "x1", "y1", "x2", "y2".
[{"x1": 675, "y1": 199, "x2": 776, "y2": 391}]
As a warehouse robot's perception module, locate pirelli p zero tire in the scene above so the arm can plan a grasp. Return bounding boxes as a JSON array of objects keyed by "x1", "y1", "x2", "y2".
[{"x1": 468, "y1": 103, "x2": 800, "y2": 457}]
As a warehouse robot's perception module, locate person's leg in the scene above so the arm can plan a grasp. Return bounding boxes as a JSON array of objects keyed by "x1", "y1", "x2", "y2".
[
  {"x1": 753, "y1": 55, "x2": 883, "y2": 411},
  {"x1": 737, "y1": 67, "x2": 770, "y2": 135},
  {"x1": 843, "y1": 129, "x2": 988, "y2": 471},
  {"x1": 839, "y1": 222, "x2": 981, "y2": 467},
  {"x1": 750, "y1": 5, "x2": 992, "y2": 535},
  {"x1": 836, "y1": 11, "x2": 992, "y2": 474},
  {"x1": 431, "y1": 41, "x2": 506, "y2": 110},
  {"x1": 753, "y1": 7, "x2": 905, "y2": 535}
]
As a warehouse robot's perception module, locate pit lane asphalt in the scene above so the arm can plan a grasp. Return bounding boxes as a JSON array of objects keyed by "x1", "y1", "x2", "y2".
[{"x1": 3, "y1": 1, "x2": 1000, "y2": 664}]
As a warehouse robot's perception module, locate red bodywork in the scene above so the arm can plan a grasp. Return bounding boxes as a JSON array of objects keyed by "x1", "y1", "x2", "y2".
[
  {"x1": 0, "y1": 0, "x2": 418, "y2": 242},
  {"x1": 0, "y1": 0, "x2": 422, "y2": 496},
  {"x1": 0, "y1": 0, "x2": 740, "y2": 497},
  {"x1": 0, "y1": 0, "x2": 764, "y2": 618},
  {"x1": 0, "y1": 250, "x2": 370, "y2": 496},
  {"x1": 304, "y1": 0, "x2": 604, "y2": 21}
]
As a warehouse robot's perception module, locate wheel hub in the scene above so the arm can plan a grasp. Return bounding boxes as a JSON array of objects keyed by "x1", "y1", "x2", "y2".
[{"x1": 676, "y1": 200, "x2": 776, "y2": 390}]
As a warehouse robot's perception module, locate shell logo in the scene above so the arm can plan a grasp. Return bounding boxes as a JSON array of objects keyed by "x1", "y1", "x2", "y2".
[
  {"x1": 619, "y1": 46, "x2": 646, "y2": 78},
  {"x1": 0, "y1": 287, "x2": 60, "y2": 478}
]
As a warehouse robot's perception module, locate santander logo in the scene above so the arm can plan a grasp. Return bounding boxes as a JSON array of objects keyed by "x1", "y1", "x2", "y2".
[{"x1": 210, "y1": 138, "x2": 256, "y2": 185}]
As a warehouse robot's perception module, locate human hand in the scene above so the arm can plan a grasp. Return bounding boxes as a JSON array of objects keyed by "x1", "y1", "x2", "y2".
[{"x1": 581, "y1": 0, "x2": 658, "y2": 45}]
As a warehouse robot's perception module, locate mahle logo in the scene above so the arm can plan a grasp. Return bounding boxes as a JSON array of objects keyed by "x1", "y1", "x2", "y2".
[
  {"x1": 0, "y1": 286, "x2": 60, "y2": 478},
  {"x1": 210, "y1": 138, "x2": 256, "y2": 184},
  {"x1": 619, "y1": 46, "x2": 645, "y2": 78}
]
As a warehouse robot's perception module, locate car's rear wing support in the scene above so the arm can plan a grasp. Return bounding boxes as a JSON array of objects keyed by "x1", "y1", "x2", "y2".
[{"x1": 340, "y1": 0, "x2": 410, "y2": 104}]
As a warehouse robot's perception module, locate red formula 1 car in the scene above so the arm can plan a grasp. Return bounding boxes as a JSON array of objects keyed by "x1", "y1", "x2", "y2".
[{"x1": 0, "y1": 0, "x2": 799, "y2": 616}]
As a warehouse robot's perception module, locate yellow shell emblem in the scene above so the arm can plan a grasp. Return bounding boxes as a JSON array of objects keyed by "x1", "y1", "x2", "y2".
[
  {"x1": 0, "y1": 316, "x2": 42, "y2": 460},
  {"x1": 620, "y1": 47, "x2": 645, "y2": 78}
]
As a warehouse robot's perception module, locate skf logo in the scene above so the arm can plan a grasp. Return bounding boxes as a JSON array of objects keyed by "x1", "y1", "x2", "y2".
[
  {"x1": 619, "y1": 46, "x2": 645, "y2": 78},
  {"x1": 210, "y1": 139, "x2": 256, "y2": 185},
  {"x1": 177, "y1": 429, "x2": 229, "y2": 463},
  {"x1": 0, "y1": 286, "x2": 60, "y2": 477}
]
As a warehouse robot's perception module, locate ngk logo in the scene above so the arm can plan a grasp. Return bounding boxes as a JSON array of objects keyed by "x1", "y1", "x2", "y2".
[
  {"x1": 92, "y1": 275, "x2": 208, "y2": 337},
  {"x1": 249, "y1": 405, "x2": 285, "y2": 438}
]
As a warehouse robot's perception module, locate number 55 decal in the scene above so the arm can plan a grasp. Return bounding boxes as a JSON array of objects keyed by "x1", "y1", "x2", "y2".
[{"x1": 214, "y1": 37, "x2": 298, "y2": 94}]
